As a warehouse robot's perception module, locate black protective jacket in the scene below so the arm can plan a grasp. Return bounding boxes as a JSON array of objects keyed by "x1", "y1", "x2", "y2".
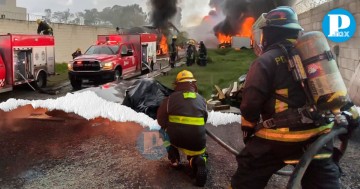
[
  {"x1": 37, "y1": 21, "x2": 53, "y2": 35},
  {"x1": 240, "y1": 40, "x2": 307, "y2": 128},
  {"x1": 157, "y1": 84, "x2": 207, "y2": 151}
]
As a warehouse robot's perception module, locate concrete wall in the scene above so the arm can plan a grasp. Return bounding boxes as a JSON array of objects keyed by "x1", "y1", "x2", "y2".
[
  {"x1": 0, "y1": 0, "x2": 26, "y2": 20},
  {"x1": 298, "y1": 0, "x2": 360, "y2": 105},
  {"x1": 0, "y1": 19, "x2": 116, "y2": 63}
]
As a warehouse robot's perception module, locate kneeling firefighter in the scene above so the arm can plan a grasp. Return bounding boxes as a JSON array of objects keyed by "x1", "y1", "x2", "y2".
[
  {"x1": 157, "y1": 70, "x2": 208, "y2": 187},
  {"x1": 231, "y1": 6, "x2": 359, "y2": 189}
]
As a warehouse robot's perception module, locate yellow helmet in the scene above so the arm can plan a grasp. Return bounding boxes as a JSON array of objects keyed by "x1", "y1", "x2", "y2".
[
  {"x1": 172, "y1": 35, "x2": 177, "y2": 39},
  {"x1": 36, "y1": 19, "x2": 41, "y2": 24},
  {"x1": 77, "y1": 48, "x2": 81, "y2": 51},
  {"x1": 176, "y1": 70, "x2": 196, "y2": 83}
]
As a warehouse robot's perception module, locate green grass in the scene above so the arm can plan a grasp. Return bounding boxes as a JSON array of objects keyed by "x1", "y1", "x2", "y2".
[
  {"x1": 47, "y1": 63, "x2": 69, "y2": 87},
  {"x1": 156, "y1": 48, "x2": 257, "y2": 99}
]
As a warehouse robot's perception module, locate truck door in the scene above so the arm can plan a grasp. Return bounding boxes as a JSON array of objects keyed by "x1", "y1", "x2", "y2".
[
  {"x1": 141, "y1": 44, "x2": 148, "y2": 64},
  {"x1": 46, "y1": 46, "x2": 55, "y2": 74},
  {"x1": 120, "y1": 44, "x2": 135, "y2": 74},
  {"x1": 141, "y1": 44, "x2": 151, "y2": 71}
]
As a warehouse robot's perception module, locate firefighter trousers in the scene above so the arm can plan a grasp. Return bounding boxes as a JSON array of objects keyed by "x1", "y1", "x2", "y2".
[{"x1": 231, "y1": 137, "x2": 340, "y2": 189}]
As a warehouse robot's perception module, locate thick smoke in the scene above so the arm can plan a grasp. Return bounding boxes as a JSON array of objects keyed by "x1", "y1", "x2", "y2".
[
  {"x1": 209, "y1": 0, "x2": 225, "y2": 10},
  {"x1": 214, "y1": 0, "x2": 298, "y2": 35},
  {"x1": 150, "y1": 0, "x2": 178, "y2": 29}
]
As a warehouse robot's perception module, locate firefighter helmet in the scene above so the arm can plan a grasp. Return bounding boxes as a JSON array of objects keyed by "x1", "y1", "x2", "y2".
[
  {"x1": 172, "y1": 35, "x2": 177, "y2": 39},
  {"x1": 261, "y1": 6, "x2": 303, "y2": 31},
  {"x1": 36, "y1": 19, "x2": 42, "y2": 24},
  {"x1": 176, "y1": 70, "x2": 196, "y2": 83}
]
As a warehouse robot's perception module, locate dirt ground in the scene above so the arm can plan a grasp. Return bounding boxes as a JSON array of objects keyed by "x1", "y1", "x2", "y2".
[{"x1": 0, "y1": 106, "x2": 359, "y2": 189}]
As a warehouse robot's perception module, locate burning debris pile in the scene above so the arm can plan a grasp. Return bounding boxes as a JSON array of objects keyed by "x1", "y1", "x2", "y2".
[{"x1": 189, "y1": 0, "x2": 297, "y2": 48}]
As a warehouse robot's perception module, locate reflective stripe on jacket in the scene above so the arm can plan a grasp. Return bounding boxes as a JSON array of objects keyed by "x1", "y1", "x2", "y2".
[
  {"x1": 157, "y1": 90, "x2": 208, "y2": 152},
  {"x1": 255, "y1": 122, "x2": 333, "y2": 142}
]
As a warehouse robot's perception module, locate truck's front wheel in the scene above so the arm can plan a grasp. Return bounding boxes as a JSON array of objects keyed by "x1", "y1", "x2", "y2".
[
  {"x1": 114, "y1": 69, "x2": 122, "y2": 82},
  {"x1": 70, "y1": 77, "x2": 82, "y2": 90}
]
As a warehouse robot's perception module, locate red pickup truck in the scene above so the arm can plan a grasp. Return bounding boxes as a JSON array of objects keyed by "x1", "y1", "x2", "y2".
[{"x1": 68, "y1": 34, "x2": 157, "y2": 90}]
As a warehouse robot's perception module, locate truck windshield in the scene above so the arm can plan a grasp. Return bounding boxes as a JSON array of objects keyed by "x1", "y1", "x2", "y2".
[{"x1": 84, "y1": 45, "x2": 119, "y2": 55}]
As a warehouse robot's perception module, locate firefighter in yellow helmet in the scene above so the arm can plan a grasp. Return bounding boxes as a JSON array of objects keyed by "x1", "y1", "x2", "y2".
[
  {"x1": 231, "y1": 6, "x2": 359, "y2": 188},
  {"x1": 157, "y1": 70, "x2": 208, "y2": 187},
  {"x1": 169, "y1": 35, "x2": 178, "y2": 68},
  {"x1": 186, "y1": 40, "x2": 197, "y2": 66},
  {"x1": 36, "y1": 19, "x2": 53, "y2": 35}
]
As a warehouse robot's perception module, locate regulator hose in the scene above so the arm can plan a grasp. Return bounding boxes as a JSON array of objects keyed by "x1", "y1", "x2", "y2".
[{"x1": 286, "y1": 127, "x2": 348, "y2": 189}]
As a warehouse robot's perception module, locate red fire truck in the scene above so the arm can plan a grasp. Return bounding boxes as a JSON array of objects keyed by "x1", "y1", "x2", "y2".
[
  {"x1": 68, "y1": 33, "x2": 157, "y2": 90},
  {"x1": 0, "y1": 34, "x2": 55, "y2": 93}
]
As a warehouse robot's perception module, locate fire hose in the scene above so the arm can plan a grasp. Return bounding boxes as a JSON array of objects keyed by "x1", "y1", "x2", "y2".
[
  {"x1": 205, "y1": 124, "x2": 349, "y2": 179},
  {"x1": 16, "y1": 71, "x2": 60, "y2": 95},
  {"x1": 286, "y1": 126, "x2": 348, "y2": 189},
  {"x1": 205, "y1": 128, "x2": 293, "y2": 176}
]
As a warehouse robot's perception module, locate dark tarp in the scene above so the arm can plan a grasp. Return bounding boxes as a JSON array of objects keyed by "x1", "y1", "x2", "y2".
[{"x1": 122, "y1": 78, "x2": 174, "y2": 119}]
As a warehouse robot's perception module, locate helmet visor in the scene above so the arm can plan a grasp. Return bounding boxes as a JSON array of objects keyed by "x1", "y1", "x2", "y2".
[{"x1": 252, "y1": 13, "x2": 267, "y2": 56}]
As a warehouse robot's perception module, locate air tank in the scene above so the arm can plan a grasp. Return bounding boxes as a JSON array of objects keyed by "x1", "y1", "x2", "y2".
[{"x1": 295, "y1": 31, "x2": 349, "y2": 112}]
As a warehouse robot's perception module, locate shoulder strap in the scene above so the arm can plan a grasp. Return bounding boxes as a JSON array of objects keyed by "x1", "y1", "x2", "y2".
[{"x1": 273, "y1": 93, "x2": 298, "y2": 107}]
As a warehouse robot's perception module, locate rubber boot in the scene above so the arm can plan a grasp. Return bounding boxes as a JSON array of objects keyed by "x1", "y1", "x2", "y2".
[{"x1": 191, "y1": 155, "x2": 207, "y2": 187}]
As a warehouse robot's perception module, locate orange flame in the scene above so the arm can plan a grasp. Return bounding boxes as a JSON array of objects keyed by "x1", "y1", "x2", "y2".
[
  {"x1": 157, "y1": 35, "x2": 168, "y2": 55},
  {"x1": 217, "y1": 33, "x2": 232, "y2": 44},
  {"x1": 236, "y1": 17, "x2": 255, "y2": 37},
  {"x1": 216, "y1": 17, "x2": 255, "y2": 44}
]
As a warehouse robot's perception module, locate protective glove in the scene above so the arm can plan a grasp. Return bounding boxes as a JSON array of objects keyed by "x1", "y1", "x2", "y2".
[
  {"x1": 338, "y1": 105, "x2": 360, "y2": 142},
  {"x1": 242, "y1": 127, "x2": 255, "y2": 144}
]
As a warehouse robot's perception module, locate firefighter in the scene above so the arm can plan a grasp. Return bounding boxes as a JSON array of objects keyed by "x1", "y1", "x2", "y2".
[
  {"x1": 36, "y1": 19, "x2": 53, "y2": 35},
  {"x1": 198, "y1": 41, "x2": 207, "y2": 66},
  {"x1": 72, "y1": 48, "x2": 82, "y2": 59},
  {"x1": 231, "y1": 6, "x2": 359, "y2": 188},
  {"x1": 157, "y1": 70, "x2": 208, "y2": 187},
  {"x1": 186, "y1": 41, "x2": 196, "y2": 66},
  {"x1": 169, "y1": 35, "x2": 178, "y2": 68}
]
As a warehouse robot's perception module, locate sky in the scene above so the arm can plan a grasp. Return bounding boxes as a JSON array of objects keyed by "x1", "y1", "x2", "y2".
[{"x1": 16, "y1": 0, "x2": 212, "y2": 27}]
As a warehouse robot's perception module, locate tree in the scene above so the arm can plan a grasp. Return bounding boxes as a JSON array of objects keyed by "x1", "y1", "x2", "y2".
[
  {"x1": 83, "y1": 8, "x2": 100, "y2": 25},
  {"x1": 69, "y1": 12, "x2": 84, "y2": 25},
  {"x1": 52, "y1": 9, "x2": 74, "y2": 23},
  {"x1": 44, "y1": 9, "x2": 52, "y2": 23},
  {"x1": 97, "y1": 4, "x2": 148, "y2": 27}
]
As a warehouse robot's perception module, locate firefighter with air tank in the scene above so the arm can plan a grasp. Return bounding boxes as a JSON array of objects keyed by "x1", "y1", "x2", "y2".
[{"x1": 231, "y1": 6, "x2": 359, "y2": 189}]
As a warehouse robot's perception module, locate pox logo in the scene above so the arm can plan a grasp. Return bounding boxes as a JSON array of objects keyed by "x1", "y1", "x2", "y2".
[
  {"x1": 136, "y1": 128, "x2": 167, "y2": 160},
  {"x1": 322, "y1": 8, "x2": 356, "y2": 43}
]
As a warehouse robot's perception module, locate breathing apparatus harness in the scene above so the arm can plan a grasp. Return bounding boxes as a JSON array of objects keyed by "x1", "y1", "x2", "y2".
[{"x1": 255, "y1": 41, "x2": 329, "y2": 132}]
